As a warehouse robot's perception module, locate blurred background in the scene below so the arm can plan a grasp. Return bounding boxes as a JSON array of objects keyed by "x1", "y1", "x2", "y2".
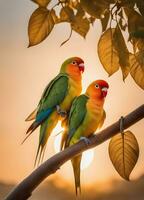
[{"x1": 0, "y1": 0, "x2": 144, "y2": 199}]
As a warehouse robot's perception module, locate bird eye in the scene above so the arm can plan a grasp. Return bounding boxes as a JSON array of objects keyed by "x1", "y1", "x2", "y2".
[
  {"x1": 95, "y1": 84, "x2": 99, "y2": 88},
  {"x1": 72, "y1": 61, "x2": 77, "y2": 65}
]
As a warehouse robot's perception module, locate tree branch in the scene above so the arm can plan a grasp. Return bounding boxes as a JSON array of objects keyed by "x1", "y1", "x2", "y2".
[{"x1": 5, "y1": 105, "x2": 144, "y2": 200}]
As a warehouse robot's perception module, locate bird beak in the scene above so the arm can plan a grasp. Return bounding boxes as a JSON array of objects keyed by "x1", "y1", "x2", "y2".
[
  {"x1": 102, "y1": 87, "x2": 108, "y2": 97},
  {"x1": 78, "y1": 63, "x2": 85, "y2": 73}
]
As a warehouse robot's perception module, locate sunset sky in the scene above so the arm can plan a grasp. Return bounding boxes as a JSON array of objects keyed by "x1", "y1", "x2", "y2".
[{"x1": 0, "y1": 0, "x2": 144, "y2": 188}]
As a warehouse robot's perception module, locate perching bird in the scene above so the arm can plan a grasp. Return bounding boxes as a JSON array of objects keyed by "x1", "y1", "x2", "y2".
[
  {"x1": 23, "y1": 57, "x2": 85, "y2": 165},
  {"x1": 61, "y1": 80, "x2": 109, "y2": 195}
]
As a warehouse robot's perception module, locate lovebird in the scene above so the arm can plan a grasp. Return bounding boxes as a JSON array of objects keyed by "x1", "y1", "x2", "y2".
[
  {"x1": 23, "y1": 57, "x2": 85, "y2": 165},
  {"x1": 61, "y1": 80, "x2": 109, "y2": 195}
]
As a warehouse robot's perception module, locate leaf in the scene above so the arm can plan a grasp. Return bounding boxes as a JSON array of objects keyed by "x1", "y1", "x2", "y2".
[
  {"x1": 31, "y1": 0, "x2": 51, "y2": 7},
  {"x1": 125, "y1": 7, "x2": 144, "y2": 51},
  {"x1": 120, "y1": 0, "x2": 135, "y2": 7},
  {"x1": 109, "y1": 131, "x2": 139, "y2": 181},
  {"x1": 100, "y1": 10, "x2": 110, "y2": 32},
  {"x1": 51, "y1": 9, "x2": 59, "y2": 24},
  {"x1": 80, "y1": 0, "x2": 109, "y2": 18},
  {"x1": 129, "y1": 51, "x2": 144, "y2": 90},
  {"x1": 137, "y1": 1, "x2": 144, "y2": 16},
  {"x1": 118, "y1": 10, "x2": 127, "y2": 31},
  {"x1": 28, "y1": 7, "x2": 54, "y2": 47},
  {"x1": 59, "y1": 6, "x2": 74, "y2": 22},
  {"x1": 98, "y1": 28, "x2": 119, "y2": 76},
  {"x1": 71, "y1": 6, "x2": 90, "y2": 38},
  {"x1": 113, "y1": 25, "x2": 130, "y2": 80}
]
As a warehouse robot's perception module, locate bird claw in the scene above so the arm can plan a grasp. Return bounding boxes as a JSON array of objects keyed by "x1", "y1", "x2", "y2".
[
  {"x1": 56, "y1": 105, "x2": 67, "y2": 117},
  {"x1": 80, "y1": 137, "x2": 91, "y2": 145},
  {"x1": 119, "y1": 116, "x2": 124, "y2": 133}
]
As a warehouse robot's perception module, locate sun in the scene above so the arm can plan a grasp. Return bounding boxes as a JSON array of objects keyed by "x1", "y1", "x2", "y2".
[{"x1": 54, "y1": 128, "x2": 94, "y2": 170}]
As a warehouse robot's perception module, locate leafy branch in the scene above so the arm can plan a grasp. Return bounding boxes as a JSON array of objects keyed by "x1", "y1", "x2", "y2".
[
  {"x1": 5, "y1": 104, "x2": 144, "y2": 200},
  {"x1": 27, "y1": 0, "x2": 144, "y2": 90}
]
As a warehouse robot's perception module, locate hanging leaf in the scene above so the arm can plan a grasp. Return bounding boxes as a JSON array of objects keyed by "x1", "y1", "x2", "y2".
[
  {"x1": 129, "y1": 51, "x2": 144, "y2": 90},
  {"x1": 28, "y1": 7, "x2": 54, "y2": 47},
  {"x1": 98, "y1": 28, "x2": 119, "y2": 76},
  {"x1": 113, "y1": 25, "x2": 130, "y2": 80},
  {"x1": 118, "y1": 10, "x2": 127, "y2": 31},
  {"x1": 100, "y1": 10, "x2": 110, "y2": 32},
  {"x1": 71, "y1": 17, "x2": 90, "y2": 38},
  {"x1": 31, "y1": 0, "x2": 51, "y2": 7},
  {"x1": 71, "y1": 6, "x2": 90, "y2": 38},
  {"x1": 125, "y1": 7, "x2": 144, "y2": 51},
  {"x1": 109, "y1": 131, "x2": 139, "y2": 181},
  {"x1": 119, "y1": 17, "x2": 127, "y2": 31},
  {"x1": 80, "y1": 0, "x2": 109, "y2": 19},
  {"x1": 50, "y1": 9, "x2": 59, "y2": 24},
  {"x1": 137, "y1": 1, "x2": 144, "y2": 16},
  {"x1": 59, "y1": 6, "x2": 74, "y2": 22},
  {"x1": 119, "y1": 0, "x2": 135, "y2": 8}
]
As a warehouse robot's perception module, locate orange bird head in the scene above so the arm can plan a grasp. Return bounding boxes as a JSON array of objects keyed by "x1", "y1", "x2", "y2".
[
  {"x1": 86, "y1": 80, "x2": 109, "y2": 99},
  {"x1": 60, "y1": 57, "x2": 85, "y2": 76}
]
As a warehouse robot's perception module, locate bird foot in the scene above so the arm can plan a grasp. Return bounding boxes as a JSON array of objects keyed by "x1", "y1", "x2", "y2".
[
  {"x1": 56, "y1": 105, "x2": 67, "y2": 117},
  {"x1": 80, "y1": 137, "x2": 91, "y2": 145}
]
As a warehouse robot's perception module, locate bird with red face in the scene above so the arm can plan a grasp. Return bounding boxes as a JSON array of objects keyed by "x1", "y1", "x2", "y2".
[
  {"x1": 61, "y1": 80, "x2": 109, "y2": 195},
  {"x1": 23, "y1": 57, "x2": 85, "y2": 165}
]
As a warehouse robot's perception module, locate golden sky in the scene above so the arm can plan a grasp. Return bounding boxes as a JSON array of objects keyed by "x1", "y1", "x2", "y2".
[{"x1": 0, "y1": 0, "x2": 144, "y2": 186}]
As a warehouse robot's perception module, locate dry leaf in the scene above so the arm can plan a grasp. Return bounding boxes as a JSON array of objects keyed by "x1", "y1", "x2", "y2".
[
  {"x1": 80, "y1": 0, "x2": 109, "y2": 18},
  {"x1": 130, "y1": 51, "x2": 144, "y2": 90},
  {"x1": 113, "y1": 25, "x2": 130, "y2": 80},
  {"x1": 28, "y1": 7, "x2": 54, "y2": 47},
  {"x1": 31, "y1": 0, "x2": 51, "y2": 7},
  {"x1": 109, "y1": 131, "x2": 139, "y2": 180},
  {"x1": 98, "y1": 28, "x2": 119, "y2": 76},
  {"x1": 71, "y1": 6, "x2": 90, "y2": 38},
  {"x1": 60, "y1": 6, "x2": 74, "y2": 22},
  {"x1": 100, "y1": 10, "x2": 110, "y2": 32}
]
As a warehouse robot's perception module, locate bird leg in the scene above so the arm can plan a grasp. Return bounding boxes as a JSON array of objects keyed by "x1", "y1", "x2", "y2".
[
  {"x1": 56, "y1": 105, "x2": 67, "y2": 117},
  {"x1": 80, "y1": 136, "x2": 91, "y2": 145}
]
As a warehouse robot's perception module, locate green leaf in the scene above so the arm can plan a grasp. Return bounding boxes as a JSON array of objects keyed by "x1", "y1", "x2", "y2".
[
  {"x1": 59, "y1": 6, "x2": 74, "y2": 22},
  {"x1": 100, "y1": 10, "x2": 110, "y2": 32},
  {"x1": 31, "y1": 0, "x2": 51, "y2": 7},
  {"x1": 28, "y1": 7, "x2": 54, "y2": 47},
  {"x1": 80, "y1": 0, "x2": 109, "y2": 18},
  {"x1": 113, "y1": 25, "x2": 130, "y2": 80},
  {"x1": 109, "y1": 131, "x2": 139, "y2": 181},
  {"x1": 129, "y1": 51, "x2": 144, "y2": 90},
  {"x1": 98, "y1": 28, "x2": 119, "y2": 76}
]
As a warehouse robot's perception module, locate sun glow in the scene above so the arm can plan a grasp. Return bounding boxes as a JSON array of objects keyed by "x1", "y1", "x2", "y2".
[{"x1": 54, "y1": 127, "x2": 94, "y2": 170}]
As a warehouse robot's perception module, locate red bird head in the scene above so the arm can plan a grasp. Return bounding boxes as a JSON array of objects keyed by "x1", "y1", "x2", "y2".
[
  {"x1": 86, "y1": 80, "x2": 109, "y2": 99},
  {"x1": 60, "y1": 57, "x2": 85, "y2": 76}
]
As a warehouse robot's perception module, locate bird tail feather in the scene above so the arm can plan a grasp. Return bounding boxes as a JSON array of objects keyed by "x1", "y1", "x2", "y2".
[
  {"x1": 25, "y1": 108, "x2": 38, "y2": 121},
  {"x1": 34, "y1": 111, "x2": 59, "y2": 166},
  {"x1": 22, "y1": 108, "x2": 53, "y2": 144},
  {"x1": 71, "y1": 154, "x2": 82, "y2": 195}
]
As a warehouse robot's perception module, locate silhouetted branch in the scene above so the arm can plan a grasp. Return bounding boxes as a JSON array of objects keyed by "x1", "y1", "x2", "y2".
[{"x1": 5, "y1": 105, "x2": 144, "y2": 200}]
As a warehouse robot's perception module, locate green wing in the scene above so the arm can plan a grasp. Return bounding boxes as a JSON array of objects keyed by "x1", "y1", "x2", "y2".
[
  {"x1": 38, "y1": 73, "x2": 69, "y2": 113},
  {"x1": 67, "y1": 94, "x2": 89, "y2": 141}
]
